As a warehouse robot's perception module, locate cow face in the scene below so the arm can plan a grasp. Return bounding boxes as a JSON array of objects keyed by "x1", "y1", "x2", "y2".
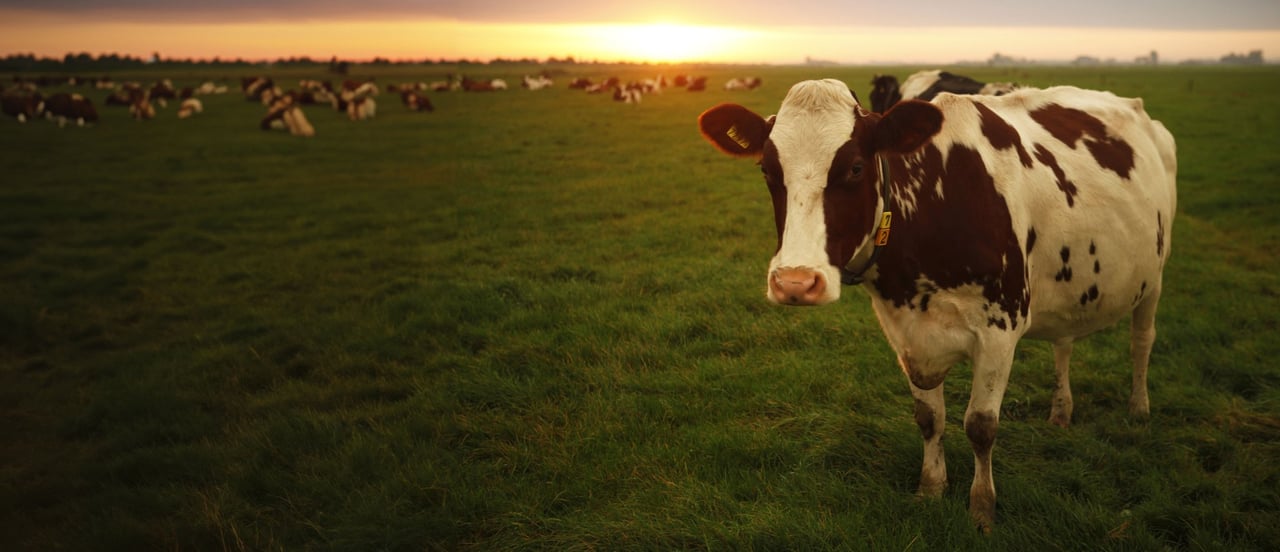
[{"x1": 699, "y1": 79, "x2": 942, "y2": 305}]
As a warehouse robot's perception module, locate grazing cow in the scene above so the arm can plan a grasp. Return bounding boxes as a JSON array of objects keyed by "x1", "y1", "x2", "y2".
[
  {"x1": 612, "y1": 86, "x2": 642, "y2": 104},
  {"x1": 2, "y1": 92, "x2": 43, "y2": 123},
  {"x1": 129, "y1": 93, "x2": 156, "y2": 120},
  {"x1": 44, "y1": 92, "x2": 98, "y2": 126},
  {"x1": 242, "y1": 77, "x2": 275, "y2": 102},
  {"x1": 870, "y1": 70, "x2": 1020, "y2": 113},
  {"x1": 347, "y1": 96, "x2": 377, "y2": 121},
  {"x1": 177, "y1": 98, "x2": 203, "y2": 119},
  {"x1": 724, "y1": 77, "x2": 763, "y2": 91},
  {"x1": 697, "y1": 79, "x2": 1176, "y2": 530},
  {"x1": 401, "y1": 90, "x2": 434, "y2": 112},
  {"x1": 261, "y1": 96, "x2": 315, "y2": 137}
]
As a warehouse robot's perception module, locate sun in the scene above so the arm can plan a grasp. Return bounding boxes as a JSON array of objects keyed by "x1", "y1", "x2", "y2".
[{"x1": 593, "y1": 22, "x2": 747, "y2": 63}]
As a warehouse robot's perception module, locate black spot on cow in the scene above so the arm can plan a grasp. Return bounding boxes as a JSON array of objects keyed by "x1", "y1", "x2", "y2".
[
  {"x1": 1026, "y1": 228, "x2": 1037, "y2": 254},
  {"x1": 1060, "y1": 246, "x2": 1070, "y2": 263},
  {"x1": 1094, "y1": 260, "x2": 1101, "y2": 274},
  {"x1": 1089, "y1": 241, "x2": 1096, "y2": 255},
  {"x1": 920, "y1": 293, "x2": 931, "y2": 312},
  {"x1": 1055, "y1": 245, "x2": 1072, "y2": 282}
]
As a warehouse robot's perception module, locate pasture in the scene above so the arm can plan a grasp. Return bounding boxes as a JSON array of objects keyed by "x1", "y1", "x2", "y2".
[{"x1": 2, "y1": 63, "x2": 1279, "y2": 550}]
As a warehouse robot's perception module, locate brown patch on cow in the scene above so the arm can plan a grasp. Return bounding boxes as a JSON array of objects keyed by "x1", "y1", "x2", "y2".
[
  {"x1": 873, "y1": 144, "x2": 1028, "y2": 330},
  {"x1": 824, "y1": 123, "x2": 882, "y2": 268},
  {"x1": 914, "y1": 399, "x2": 936, "y2": 441},
  {"x1": 974, "y1": 103, "x2": 1032, "y2": 168},
  {"x1": 965, "y1": 410, "x2": 998, "y2": 458},
  {"x1": 1025, "y1": 228, "x2": 1037, "y2": 254},
  {"x1": 1029, "y1": 103, "x2": 1135, "y2": 178},
  {"x1": 761, "y1": 141, "x2": 787, "y2": 253},
  {"x1": 1033, "y1": 144, "x2": 1078, "y2": 207},
  {"x1": 1156, "y1": 211, "x2": 1165, "y2": 257}
]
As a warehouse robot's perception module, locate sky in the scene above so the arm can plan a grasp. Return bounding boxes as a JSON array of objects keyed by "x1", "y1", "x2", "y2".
[{"x1": 1, "y1": 0, "x2": 1278, "y2": 64}]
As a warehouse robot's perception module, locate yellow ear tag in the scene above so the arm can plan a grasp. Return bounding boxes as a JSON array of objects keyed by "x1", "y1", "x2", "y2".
[
  {"x1": 875, "y1": 212, "x2": 892, "y2": 246},
  {"x1": 726, "y1": 125, "x2": 751, "y2": 150}
]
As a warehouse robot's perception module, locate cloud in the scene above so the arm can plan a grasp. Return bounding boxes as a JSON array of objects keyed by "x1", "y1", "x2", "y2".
[{"x1": 2, "y1": 0, "x2": 1277, "y2": 29}]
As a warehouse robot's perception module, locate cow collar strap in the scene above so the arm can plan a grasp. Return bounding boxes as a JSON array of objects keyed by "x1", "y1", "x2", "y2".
[{"x1": 840, "y1": 155, "x2": 893, "y2": 286}]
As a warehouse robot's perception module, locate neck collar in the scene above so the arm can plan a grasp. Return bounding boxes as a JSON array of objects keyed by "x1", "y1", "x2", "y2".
[{"x1": 840, "y1": 155, "x2": 893, "y2": 286}]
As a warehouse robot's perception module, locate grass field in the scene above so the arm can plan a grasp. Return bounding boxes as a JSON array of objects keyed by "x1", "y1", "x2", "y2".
[{"x1": 2, "y1": 63, "x2": 1279, "y2": 551}]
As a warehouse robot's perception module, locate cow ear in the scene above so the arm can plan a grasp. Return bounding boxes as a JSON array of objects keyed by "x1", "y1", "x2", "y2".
[
  {"x1": 873, "y1": 99, "x2": 943, "y2": 154},
  {"x1": 698, "y1": 103, "x2": 770, "y2": 158}
]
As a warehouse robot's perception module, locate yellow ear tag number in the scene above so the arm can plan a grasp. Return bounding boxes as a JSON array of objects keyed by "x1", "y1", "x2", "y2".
[
  {"x1": 875, "y1": 212, "x2": 892, "y2": 246},
  {"x1": 726, "y1": 125, "x2": 751, "y2": 150}
]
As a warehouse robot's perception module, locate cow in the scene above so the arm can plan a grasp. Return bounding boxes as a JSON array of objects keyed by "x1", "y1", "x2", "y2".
[
  {"x1": 686, "y1": 76, "x2": 708, "y2": 92},
  {"x1": 401, "y1": 90, "x2": 434, "y2": 112},
  {"x1": 697, "y1": 79, "x2": 1176, "y2": 530},
  {"x1": 44, "y1": 92, "x2": 98, "y2": 126},
  {"x1": 870, "y1": 70, "x2": 1020, "y2": 113},
  {"x1": 2, "y1": 92, "x2": 43, "y2": 123},
  {"x1": 177, "y1": 98, "x2": 203, "y2": 119},
  {"x1": 725, "y1": 77, "x2": 763, "y2": 91},
  {"x1": 521, "y1": 75, "x2": 554, "y2": 90},
  {"x1": 612, "y1": 86, "x2": 642, "y2": 104},
  {"x1": 261, "y1": 95, "x2": 315, "y2": 137},
  {"x1": 129, "y1": 92, "x2": 156, "y2": 120},
  {"x1": 347, "y1": 95, "x2": 376, "y2": 121}
]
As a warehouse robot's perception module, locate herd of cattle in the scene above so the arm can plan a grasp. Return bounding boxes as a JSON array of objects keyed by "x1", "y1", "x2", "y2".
[{"x1": 2, "y1": 70, "x2": 1019, "y2": 137}]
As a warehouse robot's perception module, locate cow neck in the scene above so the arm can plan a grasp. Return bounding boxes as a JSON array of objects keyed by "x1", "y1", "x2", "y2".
[{"x1": 840, "y1": 155, "x2": 892, "y2": 286}]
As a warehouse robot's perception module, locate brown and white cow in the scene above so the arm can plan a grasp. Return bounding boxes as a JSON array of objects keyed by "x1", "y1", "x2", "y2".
[
  {"x1": 698, "y1": 79, "x2": 1176, "y2": 529},
  {"x1": 870, "y1": 70, "x2": 1020, "y2": 113},
  {"x1": 2, "y1": 92, "x2": 43, "y2": 123},
  {"x1": 261, "y1": 95, "x2": 315, "y2": 137},
  {"x1": 44, "y1": 92, "x2": 99, "y2": 127}
]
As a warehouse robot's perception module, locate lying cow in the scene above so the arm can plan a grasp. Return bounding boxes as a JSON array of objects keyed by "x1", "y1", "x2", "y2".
[
  {"x1": 870, "y1": 70, "x2": 1020, "y2": 113},
  {"x1": 44, "y1": 92, "x2": 98, "y2": 127},
  {"x1": 698, "y1": 79, "x2": 1176, "y2": 529},
  {"x1": 724, "y1": 77, "x2": 763, "y2": 91},
  {"x1": 401, "y1": 90, "x2": 434, "y2": 112},
  {"x1": 177, "y1": 98, "x2": 203, "y2": 119},
  {"x1": 2, "y1": 92, "x2": 43, "y2": 123}
]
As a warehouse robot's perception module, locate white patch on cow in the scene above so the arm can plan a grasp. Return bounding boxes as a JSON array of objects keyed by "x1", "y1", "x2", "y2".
[
  {"x1": 898, "y1": 70, "x2": 942, "y2": 101},
  {"x1": 766, "y1": 79, "x2": 859, "y2": 303}
]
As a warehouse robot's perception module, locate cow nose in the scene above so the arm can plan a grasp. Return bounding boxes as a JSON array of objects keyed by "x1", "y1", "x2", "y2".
[{"x1": 769, "y1": 268, "x2": 827, "y2": 305}]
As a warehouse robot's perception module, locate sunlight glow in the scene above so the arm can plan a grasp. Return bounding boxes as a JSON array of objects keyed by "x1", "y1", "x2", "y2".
[{"x1": 576, "y1": 22, "x2": 759, "y2": 63}]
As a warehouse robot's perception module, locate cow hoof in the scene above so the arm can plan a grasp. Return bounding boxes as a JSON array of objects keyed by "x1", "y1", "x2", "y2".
[
  {"x1": 916, "y1": 479, "x2": 948, "y2": 498},
  {"x1": 1129, "y1": 398, "x2": 1150, "y2": 419},
  {"x1": 1048, "y1": 412, "x2": 1071, "y2": 428},
  {"x1": 969, "y1": 508, "x2": 995, "y2": 534}
]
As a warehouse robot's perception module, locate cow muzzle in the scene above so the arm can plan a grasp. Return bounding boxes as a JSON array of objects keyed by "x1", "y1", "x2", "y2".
[{"x1": 769, "y1": 267, "x2": 829, "y2": 306}]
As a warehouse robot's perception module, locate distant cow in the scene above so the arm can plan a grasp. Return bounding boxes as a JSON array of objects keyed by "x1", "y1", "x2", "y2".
[
  {"x1": 612, "y1": 86, "x2": 642, "y2": 104},
  {"x1": 521, "y1": 75, "x2": 554, "y2": 90},
  {"x1": 347, "y1": 96, "x2": 377, "y2": 121},
  {"x1": 870, "y1": 70, "x2": 1020, "y2": 113},
  {"x1": 724, "y1": 77, "x2": 763, "y2": 91},
  {"x1": 2, "y1": 92, "x2": 43, "y2": 123},
  {"x1": 686, "y1": 76, "x2": 708, "y2": 92},
  {"x1": 401, "y1": 90, "x2": 434, "y2": 112},
  {"x1": 44, "y1": 92, "x2": 98, "y2": 126},
  {"x1": 261, "y1": 96, "x2": 315, "y2": 137},
  {"x1": 698, "y1": 80, "x2": 1176, "y2": 529},
  {"x1": 177, "y1": 98, "x2": 203, "y2": 119}
]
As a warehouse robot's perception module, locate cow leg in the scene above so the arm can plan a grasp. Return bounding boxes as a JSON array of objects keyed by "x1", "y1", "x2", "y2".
[
  {"x1": 1048, "y1": 338, "x2": 1074, "y2": 427},
  {"x1": 965, "y1": 342, "x2": 1015, "y2": 532},
  {"x1": 911, "y1": 382, "x2": 948, "y2": 497},
  {"x1": 1129, "y1": 283, "x2": 1161, "y2": 418}
]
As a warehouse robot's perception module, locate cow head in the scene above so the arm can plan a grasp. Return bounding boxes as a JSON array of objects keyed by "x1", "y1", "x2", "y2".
[
  {"x1": 869, "y1": 75, "x2": 902, "y2": 113},
  {"x1": 698, "y1": 79, "x2": 942, "y2": 306}
]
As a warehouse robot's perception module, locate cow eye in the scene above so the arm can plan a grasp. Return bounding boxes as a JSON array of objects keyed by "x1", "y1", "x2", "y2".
[{"x1": 850, "y1": 161, "x2": 864, "y2": 180}]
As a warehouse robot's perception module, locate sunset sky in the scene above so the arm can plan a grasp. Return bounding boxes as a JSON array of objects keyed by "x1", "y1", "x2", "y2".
[{"x1": 1, "y1": 0, "x2": 1278, "y2": 64}]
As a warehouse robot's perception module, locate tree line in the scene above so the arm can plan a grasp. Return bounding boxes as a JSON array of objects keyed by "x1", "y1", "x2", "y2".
[{"x1": 2, "y1": 52, "x2": 660, "y2": 73}]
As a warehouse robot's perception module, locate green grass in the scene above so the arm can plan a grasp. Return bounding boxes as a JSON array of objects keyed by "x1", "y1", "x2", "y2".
[{"x1": 2, "y1": 63, "x2": 1279, "y2": 551}]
